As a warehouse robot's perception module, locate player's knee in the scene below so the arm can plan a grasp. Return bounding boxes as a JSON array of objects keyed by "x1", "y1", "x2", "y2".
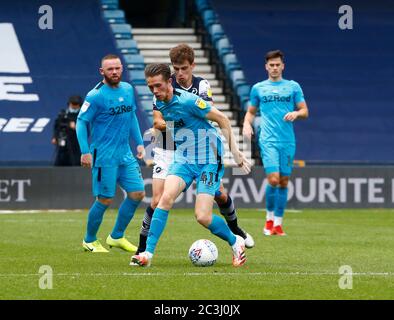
[
  {"x1": 97, "y1": 197, "x2": 113, "y2": 206},
  {"x1": 158, "y1": 192, "x2": 175, "y2": 210},
  {"x1": 279, "y1": 177, "x2": 289, "y2": 188},
  {"x1": 130, "y1": 191, "x2": 145, "y2": 201},
  {"x1": 214, "y1": 192, "x2": 227, "y2": 205},
  {"x1": 194, "y1": 211, "x2": 211, "y2": 227},
  {"x1": 268, "y1": 176, "x2": 280, "y2": 186}
]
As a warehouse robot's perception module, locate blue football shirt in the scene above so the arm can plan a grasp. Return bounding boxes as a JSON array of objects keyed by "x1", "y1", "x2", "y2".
[
  {"x1": 250, "y1": 79, "x2": 305, "y2": 143},
  {"x1": 154, "y1": 89, "x2": 223, "y2": 164},
  {"x1": 78, "y1": 81, "x2": 142, "y2": 167}
]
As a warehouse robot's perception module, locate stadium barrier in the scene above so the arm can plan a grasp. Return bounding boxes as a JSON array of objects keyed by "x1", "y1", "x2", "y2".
[{"x1": 1, "y1": 166, "x2": 394, "y2": 209}]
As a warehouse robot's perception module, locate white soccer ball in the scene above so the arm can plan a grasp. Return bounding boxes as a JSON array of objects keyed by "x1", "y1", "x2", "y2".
[{"x1": 188, "y1": 239, "x2": 218, "y2": 267}]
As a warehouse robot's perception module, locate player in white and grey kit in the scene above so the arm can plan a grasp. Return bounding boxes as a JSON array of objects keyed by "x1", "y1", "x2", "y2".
[{"x1": 135, "y1": 44, "x2": 254, "y2": 254}]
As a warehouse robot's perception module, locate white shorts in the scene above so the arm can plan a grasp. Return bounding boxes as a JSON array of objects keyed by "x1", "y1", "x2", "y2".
[{"x1": 152, "y1": 147, "x2": 175, "y2": 179}]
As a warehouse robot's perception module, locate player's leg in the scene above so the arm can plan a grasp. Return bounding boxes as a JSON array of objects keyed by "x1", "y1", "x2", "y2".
[
  {"x1": 136, "y1": 149, "x2": 171, "y2": 254},
  {"x1": 107, "y1": 161, "x2": 145, "y2": 252},
  {"x1": 196, "y1": 164, "x2": 246, "y2": 267},
  {"x1": 131, "y1": 174, "x2": 188, "y2": 266},
  {"x1": 271, "y1": 143, "x2": 295, "y2": 236},
  {"x1": 214, "y1": 184, "x2": 254, "y2": 248},
  {"x1": 261, "y1": 142, "x2": 280, "y2": 235},
  {"x1": 82, "y1": 167, "x2": 117, "y2": 252}
]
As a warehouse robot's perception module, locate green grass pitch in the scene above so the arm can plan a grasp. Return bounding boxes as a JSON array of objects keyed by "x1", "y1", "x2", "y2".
[{"x1": 0, "y1": 208, "x2": 393, "y2": 300}]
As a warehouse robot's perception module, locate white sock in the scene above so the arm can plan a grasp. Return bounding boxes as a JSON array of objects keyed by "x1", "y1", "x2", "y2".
[
  {"x1": 145, "y1": 251, "x2": 154, "y2": 259},
  {"x1": 274, "y1": 216, "x2": 283, "y2": 227},
  {"x1": 266, "y1": 211, "x2": 274, "y2": 221}
]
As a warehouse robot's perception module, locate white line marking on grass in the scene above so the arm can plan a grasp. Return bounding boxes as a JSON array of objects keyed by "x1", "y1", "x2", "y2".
[
  {"x1": 1, "y1": 272, "x2": 393, "y2": 277},
  {"x1": 0, "y1": 210, "x2": 84, "y2": 215}
]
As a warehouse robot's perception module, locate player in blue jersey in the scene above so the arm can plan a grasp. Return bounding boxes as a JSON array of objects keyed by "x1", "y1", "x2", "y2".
[
  {"x1": 76, "y1": 54, "x2": 145, "y2": 252},
  {"x1": 243, "y1": 50, "x2": 309, "y2": 236},
  {"x1": 135, "y1": 44, "x2": 254, "y2": 255},
  {"x1": 131, "y1": 63, "x2": 251, "y2": 267}
]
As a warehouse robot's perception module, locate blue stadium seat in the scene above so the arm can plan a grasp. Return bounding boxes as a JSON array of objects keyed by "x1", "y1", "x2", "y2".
[
  {"x1": 196, "y1": 0, "x2": 211, "y2": 13},
  {"x1": 236, "y1": 84, "x2": 251, "y2": 110},
  {"x1": 215, "y1": 37, "x2": 233, "y2": 58},
  {"x1": 110, "y1": 24, "x2": 132, "y2": 39},
  {"x1": 230, "y1": 70, "x2": 247, "y2": 89},
  {"x1": 222, "y1": 53, "x2": 241, "y2": 77},
  {"x1": 103, "y1": 10, "x2": 125, "y2": 23},
  {"x1": 135, "y1": 85, "x2": 153, "y2": 100},
  {"x1": 139, "y1": 99, "x2": 153, "y2": 112},
  {"x1": 100, "y1": 0, "x2": 119, "y2": 9},
  {"x1": 202, "y1": 10, "x2": 218, "y2": 29},
  {"x1": 124, "y1": 54, "x2": 145, "y2": 70},
  {"x1": 129, "y1": 70, "x2": 146, "y2": 85},
  {"x1": 208, "y1": 23, "x2": 225, "y2": 45},
  {"x1": 116, "y1": 39, "x2": 139, "y2": 54}
]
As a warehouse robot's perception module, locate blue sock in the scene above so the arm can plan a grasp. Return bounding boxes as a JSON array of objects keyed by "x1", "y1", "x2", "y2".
[
  {"x1": 111, "y1": 198, "x2": 141, "y2": 239},
  {"x1": 84, "y1": 201, "x2": 108, "y2": 243},
  {"x1": 265, "y1": 184, "x2": 278, "y2": 212},
  {"x1": 207, "y1": 214, "x2": 236, "y2": 246},
  {"x1": 275, "y1": 187, "x2": 288, "y2": 217},
  {"x1": 146, "y1": 208, "x2": 169, "y2": 254}
]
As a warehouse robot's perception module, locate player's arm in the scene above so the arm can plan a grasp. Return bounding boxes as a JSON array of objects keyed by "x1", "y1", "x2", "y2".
[
  {"x1": 283, "y1": 101, "x2": 309, "y2": 122},
  {"x1": 242, "y1": 106, "x2": 257, "y2": 139},
  {"x1": 206, "y1": 107, "x2": 251, "y2": 174},
  {"x1": 129, "y1": 111, "x2": 145, "y2": 160},
  {"x1": 76, "y1": 118, "x2": 91, "y2": 168}
]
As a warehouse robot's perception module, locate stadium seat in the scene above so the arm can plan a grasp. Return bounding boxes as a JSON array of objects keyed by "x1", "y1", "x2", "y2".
[
  {"x1": 139, "y1": 99, "x2": 153, "y2": 112},
  {"x1": 202, "y1": 10, "x2": 218, "y2": 29},
  {"x1": 216, "y1": 37, "x2": 233, "y2": 58},
  {"x1": 103, "y1": 10, "x2": 125, "y2": 23},
  {"x1": 236, "y1": 84, "x2": 251, "y2": 110},
  {"x1": 230, "y1": 70, "x2": 247, "y2": 89},
  {"x1": 116, "y1": 39, "x2": 139, "y2": 54},
  {"x1": 208, "y1": 23, "x2": 225, "y2": 46},
  {"x1": 196, "y1": 0, "x2": 211, "y2": 13},
  {"x1": 129, "y1": 70, "x2": 146, "y2": 85},
  {"x1": 110, "y1": 24, "x2": 132, "y2": 39},
  {"x1": 100, "y1": 0, "x2": 119, "y2": 9},
  {"x1": 222, "y1": 53, "x2": 241, "y2": 77},
  {"x1": 124, "y1": 54, "x2": 145, "y2": 70},
  {"x1": 135, "y1": 85, "x2": 153, "y2": 100}
]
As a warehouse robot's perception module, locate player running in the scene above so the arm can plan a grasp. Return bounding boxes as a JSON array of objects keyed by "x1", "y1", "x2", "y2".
[
  {"x1": 135, "y1": 44, "x2": 254, "y2": 255},
  {"x1": 242, "y1": 50, "x2": 309, "y2": 236},
  {"x1": 131, "y1": 63, "x2": 251, "y2": 267},
  {"x1": 77, "y1": 54, "x2": 145, "y2": 252}
]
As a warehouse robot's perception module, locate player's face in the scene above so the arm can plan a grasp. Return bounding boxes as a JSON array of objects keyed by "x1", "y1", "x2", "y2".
[
  {"x1": 172, "y1": 61, "x2": 195, "y2": 87},
  {"x1": 100, "y1": 58, "x2": 123, "y2": 85},
  {"x1": 147, "y1": 75, "x2": 172, "y2": 102},
  {"x1": 265, "y1": 57, "x2": 284, "y2": 80}
]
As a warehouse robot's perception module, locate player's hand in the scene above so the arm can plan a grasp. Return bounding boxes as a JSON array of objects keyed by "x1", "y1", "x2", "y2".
[
  {"x1": 284, "y1": 111, "x2": 299, "y2": 122},
  {"x1": 136, "y1": 145, "x2": 146, "y2": 160},
  {"x1": 242, "y1": 123, "x2": 254, "y2": 139},
  {"x1": 237, "y1": 152, "x2": 252, "y2": 174},
  {"x1": 81, "y1": 153, "x2": 92, "y2": 168}
]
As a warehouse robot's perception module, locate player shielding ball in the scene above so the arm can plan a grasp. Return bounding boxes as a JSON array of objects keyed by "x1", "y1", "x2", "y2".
[
  {"x1": 131, "y1": 63, "x2": 251, "y2": 267},
  {"x1": 243, "y1": 50, "x2": 309, "y2": 236}
]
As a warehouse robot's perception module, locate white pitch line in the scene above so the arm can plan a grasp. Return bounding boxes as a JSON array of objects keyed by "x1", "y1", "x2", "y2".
[
  {"x1": 0, "y1": 272, "x2": 392, "y2": 277},
  {"x1": 0, "y1": 210, "x2": 83, "y2": 215}
]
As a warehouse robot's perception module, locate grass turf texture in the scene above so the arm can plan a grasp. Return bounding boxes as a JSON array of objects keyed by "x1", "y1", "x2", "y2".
[{"x1": 0, "y1": 209, "x2": 393, "y2": 299}]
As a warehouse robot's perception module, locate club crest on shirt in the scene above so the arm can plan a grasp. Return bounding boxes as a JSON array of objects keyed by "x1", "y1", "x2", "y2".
[
  {"x1": 195, "y1": 98, "x2": 207, "y2": 109},
  {"x1": 81, "y1": 101, "x2": 90, "y2": 113}
]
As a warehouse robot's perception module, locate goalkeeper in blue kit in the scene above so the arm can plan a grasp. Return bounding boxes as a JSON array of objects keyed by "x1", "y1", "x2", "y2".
[
  {"x1": 243, "y1": 50, "x2": 309, "y2": 236},
  {"x1": 76, "y1": 54, "x2": 145, "y2": 252},
  {"x1": 131, "y1": 64, "x2": 251, "y2": 267}
]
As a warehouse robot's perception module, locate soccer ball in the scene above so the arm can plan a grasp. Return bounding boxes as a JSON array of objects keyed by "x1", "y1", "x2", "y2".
[{"x1": 188, "y1": 239, "x2": 218, "y2": 267}]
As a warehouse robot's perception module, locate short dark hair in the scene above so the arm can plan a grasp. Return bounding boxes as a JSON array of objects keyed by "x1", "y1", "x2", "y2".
[
  {"x1": 169, "y1": 44, "x2": 195, "y2": 65},
  {"x1": 144, "y1": 63, "x2": 171, "y2": 81},
  {"x1": 265, "y1": 50, "x2": 284, "y2": 62},
  {"x1": 68, "y1": 95, "x2": 83, "y2": 106},
  {"x1": 101, "y1": 54, "x2": 120, "y2": 64}
]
